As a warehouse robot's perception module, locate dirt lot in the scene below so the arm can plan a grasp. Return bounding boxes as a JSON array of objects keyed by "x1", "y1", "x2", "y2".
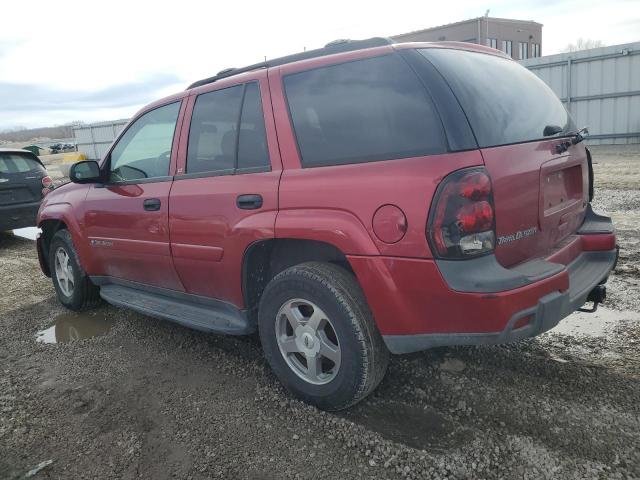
[{"x1": 1, "y1": 146, "x2": 639, "y2": 479}]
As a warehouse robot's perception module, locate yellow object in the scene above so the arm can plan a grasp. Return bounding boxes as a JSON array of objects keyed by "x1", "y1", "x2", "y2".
[{"x1": 62, "y1": 152, "x2": 87, "y2": 163}]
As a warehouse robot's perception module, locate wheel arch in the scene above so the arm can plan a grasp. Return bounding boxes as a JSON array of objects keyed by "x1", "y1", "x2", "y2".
[
  {"x1": 37, "y1": 219, "x2": 69, "y2": 276},
  {"x1": 242, "y1": 238, "x2": 356, "y2": 320}
]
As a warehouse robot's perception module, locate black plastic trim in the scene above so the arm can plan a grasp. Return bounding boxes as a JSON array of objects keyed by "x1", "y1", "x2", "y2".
[
  {"x1": 436, "y1": 254, "x2": 564, "y2": 293},
  {"x1": 99, "y1": 175, "x2": 174, "y2": 187},
  {"x1": 586, "y1": 147, "x2": 594, "y2": 201},
  {"x1": 577, "y1": 204, "x2": 614, "y2": 234},
  {"x1": 91, "y1": 276, "x2": 253, "y2": 335}
]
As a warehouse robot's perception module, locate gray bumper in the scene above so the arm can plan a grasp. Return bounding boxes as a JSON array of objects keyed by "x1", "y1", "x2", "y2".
[{"x1": 384, "y1": 249, "x2": 618, "y2": 354}]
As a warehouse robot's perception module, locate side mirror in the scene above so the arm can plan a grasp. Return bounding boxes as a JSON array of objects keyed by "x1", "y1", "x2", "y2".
[{"x1": 70, "y1": 161, "x2": 102, "y2": 184}]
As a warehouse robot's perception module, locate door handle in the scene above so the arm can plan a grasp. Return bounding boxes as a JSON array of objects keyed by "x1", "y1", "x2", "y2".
[
  {"x1": 143, "y1": 198, "x2": 161, "y2": 211},
  {"x1": 236, "y1": 194, "x2": 263, "y2": 210}
]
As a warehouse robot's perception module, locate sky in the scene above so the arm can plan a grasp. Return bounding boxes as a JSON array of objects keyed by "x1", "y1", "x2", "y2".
[{"x1": 0, "y1": 0, "x2": 638, "y2": 130}]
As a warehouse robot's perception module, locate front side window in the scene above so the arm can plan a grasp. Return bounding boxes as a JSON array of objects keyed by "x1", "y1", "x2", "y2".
[
  {"x1": 187, "y1": 82, "x2": 270, "y2": 175},
  {"x1": 419, "y1": 48, "x2": 575, "y2": 148},
  {"x1": 109, "y1": 102, "x2": 180, "y2": 182},
  {"x1": 284, "y1": 54, "x2": 446, "y2": 168}
]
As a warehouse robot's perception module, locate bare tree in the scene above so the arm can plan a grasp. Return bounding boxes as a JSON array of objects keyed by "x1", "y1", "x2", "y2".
[{"x1": 563, "y1": 38, "x2": 605, "y2": 52}]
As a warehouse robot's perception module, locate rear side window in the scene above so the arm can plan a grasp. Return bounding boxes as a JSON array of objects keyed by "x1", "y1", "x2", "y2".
[
  {"x1": 0, "y1": 153, "x2": 44, "y2": 174},
  {"x1": 419, "y1": 48, "x2": 576, "y2": 148},
  {"x1": 284, "y1": 54, "x2": 447, "y2": 168},
  {"x1": 187, "y1": 82, "x2": 270, "y2": 175}
]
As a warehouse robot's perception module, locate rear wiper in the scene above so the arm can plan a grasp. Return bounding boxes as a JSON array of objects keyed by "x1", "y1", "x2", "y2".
[{"x1": 555, "y1": 127, "x2": 589, "y2": 154}]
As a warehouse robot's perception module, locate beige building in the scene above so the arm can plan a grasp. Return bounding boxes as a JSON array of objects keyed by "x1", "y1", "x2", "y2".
[{"x1": 392, "y1": 17, "x2": 542, "y2": 60}]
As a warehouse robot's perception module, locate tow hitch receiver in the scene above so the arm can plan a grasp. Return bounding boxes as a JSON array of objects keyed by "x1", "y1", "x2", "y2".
[{"x1": 578, "y1": 285, "x2": 607, "y2": 313}]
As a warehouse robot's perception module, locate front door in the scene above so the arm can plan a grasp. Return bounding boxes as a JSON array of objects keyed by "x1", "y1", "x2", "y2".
[
  {"x1": 169, "y1": 73, "x2": 282, "y2": 307},
  {"x1": 83, "y1": 100, "x2": 185, "y2": 291}
]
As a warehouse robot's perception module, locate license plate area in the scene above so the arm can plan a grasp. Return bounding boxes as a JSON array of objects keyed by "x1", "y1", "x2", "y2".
[{"x1": 543, "y1": 164, "x2": 583, "y2": 216}]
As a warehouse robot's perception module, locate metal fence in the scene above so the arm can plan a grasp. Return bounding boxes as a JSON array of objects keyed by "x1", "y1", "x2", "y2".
[
  {"x1": 520, "y1": 42, "x2": 640, "y2": 145},
  {"x1": 73, "y1": 119, "x2": 129, "y2": 160}
]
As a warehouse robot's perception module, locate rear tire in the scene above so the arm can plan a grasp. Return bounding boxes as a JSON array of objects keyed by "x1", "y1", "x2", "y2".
[
  {"x1": 49, "y1": 229, "x2": 100, "y2": 311},
  {"x1": 258, "y1": 262, "x2": 388, "y2": 411}
]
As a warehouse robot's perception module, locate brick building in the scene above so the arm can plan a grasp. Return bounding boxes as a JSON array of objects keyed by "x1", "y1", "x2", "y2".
[{"x1": 391, "y1": 17, "x2": 542, "y2": 60}]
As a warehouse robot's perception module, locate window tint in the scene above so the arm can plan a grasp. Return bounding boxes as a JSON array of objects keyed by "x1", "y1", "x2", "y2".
[
  {"x1": 109, "y1": 102, "x2": 180, "y2": 182},
  {"x1": 283, "y1": 54, "x2": 447, "y2": 168},
  {"x1": 0, "y1": 153, "x2": 44, "y2": 174},
  {"x1": 420, "y1": 49, "x2": 575, "y2": 148},
  {"x1": 187, "y1": 85, "x2": 243, "y2": 174},
  {"x1": 237, "y1": 83, "x2": 269, "y2": 171}
]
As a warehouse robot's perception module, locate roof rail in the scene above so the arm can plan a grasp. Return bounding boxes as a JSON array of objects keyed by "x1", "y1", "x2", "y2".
[{"x1": 187, "y1": 37, "x2": 394, "y2": 90}]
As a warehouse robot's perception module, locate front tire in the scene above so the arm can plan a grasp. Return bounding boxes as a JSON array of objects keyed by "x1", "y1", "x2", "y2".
[
  {"x1": 49, "y1": 229, "x2": 100, "y2": 311},
  {"x1": 258, "y1": 262, "x2": 389, "y2": 411}
]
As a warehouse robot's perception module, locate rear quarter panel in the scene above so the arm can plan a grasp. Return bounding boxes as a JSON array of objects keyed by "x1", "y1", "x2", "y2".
[{"x1": 268, "y1": 63, "x2": 484, "y2": 257}]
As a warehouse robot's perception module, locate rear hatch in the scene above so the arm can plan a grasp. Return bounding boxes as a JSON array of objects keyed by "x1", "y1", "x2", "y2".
[
  {"x1": 0, "y1": 151, "x2": 47, "y2": 206},
  {"x1": 420, "y1": 47, "x2": 588, "y2": 267}
]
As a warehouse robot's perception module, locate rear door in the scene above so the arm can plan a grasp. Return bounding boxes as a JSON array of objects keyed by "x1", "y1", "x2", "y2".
[
  {"x1": 83, "y1": 100, "x2": 186, "y2": 290},
  {"x1": 169, "y1": 71, "x2": 282, "y2": 307},
  {"x1": 0, "y1": 152, "x2": 46, "y2": 207},
  {"x1": 419, "y1": 47, "x2": 588, "y2": 267}
]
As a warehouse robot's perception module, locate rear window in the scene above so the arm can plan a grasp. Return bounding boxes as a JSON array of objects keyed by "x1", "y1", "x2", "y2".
[
  {"x1": 284, "y1": 54, "x2": 447, "y2": 168},
  {"x1": 0, "y1": 153, "x2": 44, "y2": 174},
  {"x1": 419, "y1": 48, "x2": 576, "y2": 148}
]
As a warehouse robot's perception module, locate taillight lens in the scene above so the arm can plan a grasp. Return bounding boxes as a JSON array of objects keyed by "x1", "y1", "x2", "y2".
[
  {"x1": 427, "y1": 167, "x2": 496, "y2": 259},
  {"x1": 41, "y1": 176, "x2": 54, "y2": 196}
]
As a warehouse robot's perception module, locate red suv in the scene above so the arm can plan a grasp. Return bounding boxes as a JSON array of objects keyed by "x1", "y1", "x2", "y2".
[{"x1": 36, "y1": 38, "x2": 617, "y2": 410}]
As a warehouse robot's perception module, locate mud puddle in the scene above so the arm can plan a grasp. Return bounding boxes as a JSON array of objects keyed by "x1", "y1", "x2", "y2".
[
  {"x1": 341, "y1": 400, "x2": 467, "y2": 451},
  {"x1": 13, "y1": 226, "x2": 39, "y2": 240},
  {"x1": 549, "y1": 307, "x2": 639, "y2": 337},
  {"x1": 36, "y1": 311, "x2": 115, "y2": 344}
]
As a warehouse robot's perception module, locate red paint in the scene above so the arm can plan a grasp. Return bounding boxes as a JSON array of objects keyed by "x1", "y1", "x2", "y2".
[
  {"x1": 372, "y1": 205, "x2": 407, "y2": 244},
  {"x1": 581, "y1": 233, "x2": 616, "y2": 251},
  {"x1": 37, "y1": 41, "x2": 616, "y2": 342},
  {"x1": 348, "y1": 254, "x2": 569, "y2": 335},
  {"x1": 481, "y1": 140, "x2": 589, "y2": 267}
]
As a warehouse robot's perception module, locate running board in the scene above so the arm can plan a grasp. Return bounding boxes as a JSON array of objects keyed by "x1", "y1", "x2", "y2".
[{"x1": 98, "y1": 283, "x2": 253, "y2": 335}]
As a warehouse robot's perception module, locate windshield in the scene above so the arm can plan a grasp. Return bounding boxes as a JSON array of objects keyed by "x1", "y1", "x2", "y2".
[
  {"x1": 419, "y1": 48, "x2": 576, "y2": 148},
  {"x1": 0, "y1": 153, "x2": 44, "y2": 174}
]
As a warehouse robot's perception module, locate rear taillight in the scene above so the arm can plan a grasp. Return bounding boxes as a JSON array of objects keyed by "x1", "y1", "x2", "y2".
[
  {"x1": 427, "y1": 167, "x2": 496, "y2": 259},
  {"x1": 41, "y1": 176, "x2": 54, "y2": 196}
]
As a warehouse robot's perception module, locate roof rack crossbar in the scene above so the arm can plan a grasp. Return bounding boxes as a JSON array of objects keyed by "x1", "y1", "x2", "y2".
[{"x1": 187, "y1": 37, "x2": 394, "y2": 90}]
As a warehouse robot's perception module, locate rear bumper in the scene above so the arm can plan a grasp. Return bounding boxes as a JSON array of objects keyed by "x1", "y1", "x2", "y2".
[
  {"x1": 381, "y1": 248, "x2": 617, "y2": 354},
  {"x1": 0, "y1": 201, "x2": 41, "y2": 231},
  {"x1": 348, "y1": 206, "x2": 617, "y2": 354}
]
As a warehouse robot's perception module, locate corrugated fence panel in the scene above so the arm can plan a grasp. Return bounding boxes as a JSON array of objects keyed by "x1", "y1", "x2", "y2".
[
  {"x1": 73, "y1": 120, "x2": 129, "y2": 160},
  {"x1": 521, "y1": 41, "x2": 640, "y2": 145}
]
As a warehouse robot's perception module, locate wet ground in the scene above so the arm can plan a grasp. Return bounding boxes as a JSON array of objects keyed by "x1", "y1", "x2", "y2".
[{"x1": 1, "y1": 146, "x2": 639, "y2": 479}]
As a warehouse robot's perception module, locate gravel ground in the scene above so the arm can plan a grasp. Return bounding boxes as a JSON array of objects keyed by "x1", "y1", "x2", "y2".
[{"x1": 1, "y1": 146, "x2": 639, "y2": 479}]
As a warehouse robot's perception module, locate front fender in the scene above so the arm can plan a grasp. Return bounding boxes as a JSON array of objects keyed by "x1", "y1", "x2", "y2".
[{"x1": 38, "y1": 201, "x2": 92, "y2": 273}]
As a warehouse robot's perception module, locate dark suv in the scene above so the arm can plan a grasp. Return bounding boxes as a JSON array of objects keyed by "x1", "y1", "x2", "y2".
[
  {"x1": 1, "y1": 149, "x2": 52, "y2": 232},
  {"x1": 36, "y1": 38, "x2": 617, "y2": 410}
]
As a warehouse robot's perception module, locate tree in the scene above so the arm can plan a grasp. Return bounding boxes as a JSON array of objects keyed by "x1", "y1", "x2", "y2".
[{"x1": 563, "y1": 38, "x2": 605, "y2": 52}]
